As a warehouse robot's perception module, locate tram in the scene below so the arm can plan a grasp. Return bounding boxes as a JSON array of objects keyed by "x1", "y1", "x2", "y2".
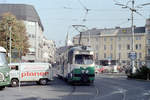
[{"x1": 57, "y1": 45, "x2": 95, "y2": 84}]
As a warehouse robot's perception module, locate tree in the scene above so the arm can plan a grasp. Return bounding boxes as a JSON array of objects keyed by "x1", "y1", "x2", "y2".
[{"x1": 0, "y1": 12, "x2": 29, "y2": 57}]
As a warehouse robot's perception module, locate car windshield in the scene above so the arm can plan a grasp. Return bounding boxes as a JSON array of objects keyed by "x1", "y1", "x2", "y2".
[
  {"x1": 0, "y1": 53, "x2": 8, "y2": 66},
  {"x1": 75, "y1": 54, "x2": 93, "y2": 65}
]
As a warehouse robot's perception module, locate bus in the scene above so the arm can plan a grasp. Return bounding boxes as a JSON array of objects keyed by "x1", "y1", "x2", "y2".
[{"x1": 0, "y1": 46, "x2": 10, "y2": 89}]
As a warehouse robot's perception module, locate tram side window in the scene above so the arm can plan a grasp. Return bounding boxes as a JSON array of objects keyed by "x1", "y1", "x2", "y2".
[{"x1": 68, "y1": 54, "x2": 73, "y2": 64}]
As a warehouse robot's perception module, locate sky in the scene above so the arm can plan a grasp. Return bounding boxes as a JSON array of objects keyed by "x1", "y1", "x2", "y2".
[{"x1": 1, "y1": 0, "x2": 150, "y2": 47}]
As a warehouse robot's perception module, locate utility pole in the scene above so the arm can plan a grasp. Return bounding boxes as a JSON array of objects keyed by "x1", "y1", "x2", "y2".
[
  {"x1": 115, "y1": 0, "x2": 150, "y2": 73},
  {"x1": 130, "y1": 0, "x2": 136, "y2": 73},
  {"x1": 131, "y1": 0, "x2": 136, "y2": 73}
]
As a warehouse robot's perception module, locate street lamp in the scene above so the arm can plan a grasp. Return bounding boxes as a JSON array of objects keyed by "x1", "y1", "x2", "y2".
[{"x1": 115, "y1": 0, "x2": 150, "y2": 73}]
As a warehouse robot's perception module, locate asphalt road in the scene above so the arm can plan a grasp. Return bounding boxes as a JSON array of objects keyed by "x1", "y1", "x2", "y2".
[{"x1": 1, "y1": 74, "x2": 150, "y2": 100}]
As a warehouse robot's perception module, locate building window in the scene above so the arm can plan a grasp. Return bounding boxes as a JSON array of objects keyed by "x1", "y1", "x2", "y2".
[
  {"x1": 139, "y1": 44, "x2": 141, "y2": 50},
  {"x1": 104, "y1": 45, "x2": 106, "y2": 50},
  {"x1": 28, "y1": 34, "x2": 31, "y2": 37},
  {"x1": 127, "y1": 44, "x2": 130, "y2": 50},
  {"x1": 136, "y1": 37, "x2": 141, "y2": 40},
  {"x1": 135, "y1": 44, "x2": 138, "y2": 50},
  {"x1": 118, "y1": 44, "x2": 121, "y2": 50},
  {"x1": 110, "y1": 37, "x2": 113, "y2": 41},
  {"x1": 118, "y1": 37, "x2": 121, "y2": 41},
  {"x1": 139, "y1": 52, "x2": 142, "y2": 59},
  {"x1": 32, "y1": 34, "x2": 35, "y2": 38},
  {"x1": 148, "y1": 30, "x2": 150, "y2": 34},
  {"x1": 147, "y1": 39, "x2": 150, "y2": 44},
  {"x1": 111, "y1": 44, "x2": 113, "y2": 50},
  {"x1": 148, "y1": 49, "x2": 150, "y2": 55},
  {"x1": 104, "y1": 37, "x2": 107, "y2": 41},
  {"x1": 104, "y1": 53, "x2": 106, "y2": 58},
  {"x1": 139, "y1": 37, "x2": 141, "y2": 40},
  {"x1": 128, "y1": 37, "x2": 130, "y2": 40},
  {"x1": 87, "y1": 38, "x2": 89, "y2": 42},
  {"x1": 96, "y1": 53, "x2": 98, "y2": 60}
]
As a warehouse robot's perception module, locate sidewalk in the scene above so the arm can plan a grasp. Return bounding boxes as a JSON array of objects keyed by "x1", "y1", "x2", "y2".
[{"x1": 96, "y1": 72, "x2": 127, "y2": 78}]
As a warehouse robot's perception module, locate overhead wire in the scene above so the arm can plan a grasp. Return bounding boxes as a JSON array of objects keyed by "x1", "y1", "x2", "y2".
[{"x1": 77, "y1": 0, "x2": 91, "y2": 23}]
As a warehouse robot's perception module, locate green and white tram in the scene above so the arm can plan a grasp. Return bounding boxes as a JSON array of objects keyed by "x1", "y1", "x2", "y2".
[{"x1": 57, "y1": 46, "x2": 95, "y2": 84}]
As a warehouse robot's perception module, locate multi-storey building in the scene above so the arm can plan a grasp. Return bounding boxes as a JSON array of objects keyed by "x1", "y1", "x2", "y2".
[
  {"x1": 145, "y1": 18, "x2": 150, "y2": 67},
  {"x1": 0, "y1": 4, "x2": 56, "y2": 62},
  {"x1": 42, "y1": 38, "x2": 56, "y2": 63},
  {"x1": 73, "y1": 22, "x2": 149, "y2": 66}
]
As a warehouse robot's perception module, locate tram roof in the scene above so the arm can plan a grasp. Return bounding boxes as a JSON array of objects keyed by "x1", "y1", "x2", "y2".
[{"x1": 69, "y1": 46, "x2": 93, "y2": 52}]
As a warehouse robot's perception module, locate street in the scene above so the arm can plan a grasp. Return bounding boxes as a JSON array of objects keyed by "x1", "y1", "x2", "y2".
[{"x1": 1, "y1": 74, "x2": 150, "y2": 100}]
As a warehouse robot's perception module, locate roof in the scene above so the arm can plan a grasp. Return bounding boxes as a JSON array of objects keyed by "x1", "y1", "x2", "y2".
[
  {"x1": 0, "y1": 4, "x2": 44, "y2": 31},
  {"x1": 134, "y1": 27, "x2": 145, "y2": 33},
  {"x1": 75, "y1": 26, "x2": 146, "y2": 37},
  {"x1": 70, "y1": 46, "x2": 93, "y2": 52}
]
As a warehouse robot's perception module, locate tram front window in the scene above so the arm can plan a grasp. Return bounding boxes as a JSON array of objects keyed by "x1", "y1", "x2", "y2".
[{"x1": 75, "y1": 54, "x2": 93, "y2": 65}]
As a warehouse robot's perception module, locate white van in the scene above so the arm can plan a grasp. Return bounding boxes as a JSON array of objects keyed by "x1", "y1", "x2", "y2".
[{"x1": 9, "y1": 63, "x2": 53, "y2": 87}]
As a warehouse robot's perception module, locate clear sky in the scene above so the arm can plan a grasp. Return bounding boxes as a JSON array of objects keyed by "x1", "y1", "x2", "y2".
[{"x1": 1, "y1": 0, "x2": 150, "y2": 47}]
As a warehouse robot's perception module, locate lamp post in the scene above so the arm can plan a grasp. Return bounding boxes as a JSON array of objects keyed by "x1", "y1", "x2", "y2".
[{"x1": 115, "y1": 0, "x2": 150, "y2": 73}]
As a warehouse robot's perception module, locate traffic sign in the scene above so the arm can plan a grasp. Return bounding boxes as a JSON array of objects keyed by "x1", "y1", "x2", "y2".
[{"x1": 128, "y1": 51, "x2": 137, "y2": 60}]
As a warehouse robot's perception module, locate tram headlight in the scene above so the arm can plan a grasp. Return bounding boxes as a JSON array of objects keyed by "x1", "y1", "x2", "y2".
[
  {"x1": 81, "y1": 70, "x2": 85, "y2": 73},
  {"x1": 85, "y1": 70, "x2": 89, "y2": 74},
  {"x1": 70, "y1": 73, "x2": 73, "y2": 78}
]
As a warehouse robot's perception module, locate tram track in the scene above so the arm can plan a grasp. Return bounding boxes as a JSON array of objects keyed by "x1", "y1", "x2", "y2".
[
  {"x1": 91, "y1": 85, "x2": 101, "y2": 100},
  {"x1": 60, "y1": 84, "x2": 76, "y2": 100},
  {"x1": 60, "y1": 83, "x2": 101, "y2": 100}
]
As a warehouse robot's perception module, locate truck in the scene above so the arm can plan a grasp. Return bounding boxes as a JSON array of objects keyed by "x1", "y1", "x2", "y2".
[
  {"x1": 9, "y1": 62, "x2": 53, "y2": 87},
  {"x1": 0, "y1": 46, "x2": 10, "y2": 90}
]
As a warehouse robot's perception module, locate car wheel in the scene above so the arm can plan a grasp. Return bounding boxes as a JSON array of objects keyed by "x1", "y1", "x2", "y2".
[
  {"x1": 11, "y1": 79, "x2": 19, "y2": 87},
  {"x1": 0, "y1": 86, "x2": 5, "y2": 90},
  {"x1": 39, "y1": 79, "x2": 48, "y2": 85}
]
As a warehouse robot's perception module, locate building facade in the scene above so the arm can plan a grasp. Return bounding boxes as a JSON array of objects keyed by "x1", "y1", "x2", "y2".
[
  {"x1": 0, "y1": 4, "x2": 56, "y2": 62},
  {"x1": 73, "y1": 23, "x2": 149, "y2": 66},
  {"x1": 145, "y1": 18, "x2": 150, "y2": 67}
]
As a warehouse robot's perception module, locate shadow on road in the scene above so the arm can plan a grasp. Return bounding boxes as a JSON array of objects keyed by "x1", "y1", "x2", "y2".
[{"x1": 18, "y1": 97, "x2": 59, "y2": 100}]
